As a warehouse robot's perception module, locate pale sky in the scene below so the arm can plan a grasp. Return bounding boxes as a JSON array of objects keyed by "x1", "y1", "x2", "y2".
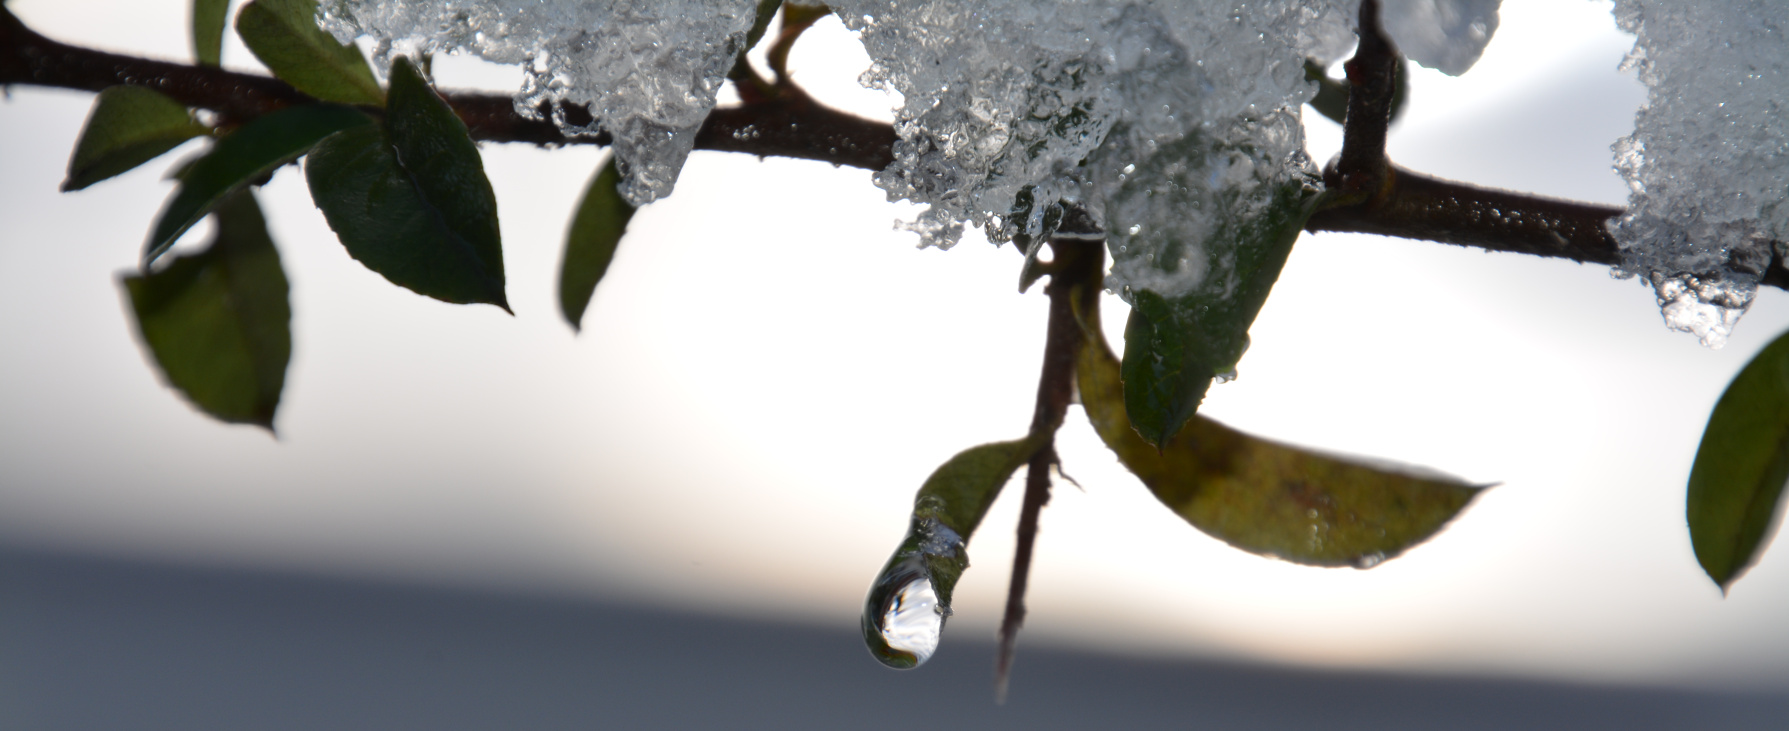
[{"x1": 4, "y1": 0, "x2": 1788, "y2": 690}]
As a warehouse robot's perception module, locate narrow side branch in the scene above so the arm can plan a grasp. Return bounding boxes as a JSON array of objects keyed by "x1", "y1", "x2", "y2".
[
  {"x1": 995, "y1": 237, "x2": 1101, "y2": 701},
  {"x1": 1332, "y1": 0, "x2": 1398, "y2": 205}
]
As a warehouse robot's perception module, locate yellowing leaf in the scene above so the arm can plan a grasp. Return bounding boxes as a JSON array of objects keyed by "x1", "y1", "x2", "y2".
[{"x1": 1076, "y1": 284, "x2": 1480, "y2": 567}]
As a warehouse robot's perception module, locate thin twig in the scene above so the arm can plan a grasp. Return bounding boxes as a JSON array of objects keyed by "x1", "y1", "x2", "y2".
[
  {"x1": 1331, "y1": 0, "x2": 1398, "y2": 206},
  {"x1": 995, "y1": 237, "x2": 1100, "y2": 701}
]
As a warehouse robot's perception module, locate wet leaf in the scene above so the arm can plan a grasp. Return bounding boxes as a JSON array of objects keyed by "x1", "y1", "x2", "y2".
[
  {"x1": 1120, "y1": 173, "x2": 1316, "y2": 447},
  {"x1": 192, "y1": 0, "x2": 229, "y2": 66},
  {"x1": 123, "y1": 189, "x2": 291, "y2": 429},
  {"x1": 236, "y1": 0, "x2": 384, "y2": 106},
  {"x1": 304, "y1": 58, "x2": 507, "y2": 309},
  {"x1": 1687, "y1": 330, "x2": 1789, "y2": 591},
  {"x1": 144, "y1": 103, "x2": 373, "y2": 266},
  {"x1": 63, "y1": 86, "x2": 210, "y2": 192},
  {"x1": 559, "y1": 155, "x2": 634, "y2": 331},
  {"x1": 863, "y1": 438, "x2": 1038, "y2": 668},
  {"x1": 1079, "y1": 285, "x2": 1479, "y2": 567}
]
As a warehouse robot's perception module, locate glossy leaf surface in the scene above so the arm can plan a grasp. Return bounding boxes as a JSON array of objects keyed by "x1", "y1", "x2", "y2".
[
  {"x1": 192, "y1": 0, "x2": 229, "y2": 66},
  {"x1": 559, "y1": 155, "x2": 634, "y2": 331},
  {"x1": 1687, "y1": 330, "x2": 1789, "y2": 590},
  {"x1": 1080, "y1": 285, "x2": 1478, "y2": 567},
  {"x1": 63, "y1": 86, "x2": 209, "y2": 192},
  {"x1": 123, "y1": 190, "x2": 291, "y2": 429},
  {"x1": 305, "y1": 58, "x2": 507, "y2": 309},
  {"x1": 863, "y1": 438, "x2": 1038, "y2": 668},
  {"x1": 236, "y1": 0, "x2": 384, "y2": 106},
  {"x1": 1120, "y1": 170, "x2": 1317, "y2": 448},
  {"x1": 144, "y1": 103, "x2": 372, "y2": 266}
]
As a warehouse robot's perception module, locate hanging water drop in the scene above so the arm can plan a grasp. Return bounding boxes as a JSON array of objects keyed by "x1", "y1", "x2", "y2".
[
  {"x1": 862, "y1": 515, "x2": 970, "y2": 669},
  {"x1": 862, "y1": 556, "x2": 946, "y2": 669}
]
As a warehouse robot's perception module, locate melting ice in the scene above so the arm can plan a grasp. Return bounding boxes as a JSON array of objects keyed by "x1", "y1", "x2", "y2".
[
  {"x1": 320, "y1": 0, "x2": 761, "y2": 205},
  {"x1": 1610, "y1": 0, "x2": 1788, "y2": 348},
  {"x1": 317, "y1": 0, "x2": 1509, "y2": 304}
]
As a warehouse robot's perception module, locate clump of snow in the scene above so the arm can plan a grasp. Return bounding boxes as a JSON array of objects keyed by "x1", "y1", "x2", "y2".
[
  {"x1": 315, "y1": 0, "x2": 1515, "y2": 304},
  {"x1": 1610, "y1": 0, "x2": 1788, "y2": 348},
  {"x1": 1379, "y1": 0, "x2": 1500, "y2": 75},
  {"x1": 833, "y1": 0, "x2": 1355, "y2": 302},
  {"x1": 836, "y1": 0, "x2": 1500, "y2": 301},
  {"x1": 320, "y1": 0, "x2": 760, "y2": 206}
]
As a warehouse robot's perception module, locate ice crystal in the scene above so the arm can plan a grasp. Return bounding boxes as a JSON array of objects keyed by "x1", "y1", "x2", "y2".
[
  {"x1": 321, "y1": 0, "x2": 760, "y2": 206},
  {"x1": 316, "y1": 0, "x2": 1513, "y2": 302},
  {"x1": 1610, "y1": 0, "x2": 1788, "y2": 347}
]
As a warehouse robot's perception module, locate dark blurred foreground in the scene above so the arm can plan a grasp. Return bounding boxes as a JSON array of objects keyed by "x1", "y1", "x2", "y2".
[{"x1": 2, "y1": 544, "x2": 1785, "y2": 730}]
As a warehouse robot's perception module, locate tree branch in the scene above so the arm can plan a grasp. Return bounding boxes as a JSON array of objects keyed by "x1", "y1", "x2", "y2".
[
  {"x1": 1306, "y1": 0, "x2": 1787, "y2": 291},
  {"x1": 0, "y1": 5, "x2": 894, "y2": 169},
  {"x1": 7, "y1": 5, "x2": 1779, "y2": 289}
]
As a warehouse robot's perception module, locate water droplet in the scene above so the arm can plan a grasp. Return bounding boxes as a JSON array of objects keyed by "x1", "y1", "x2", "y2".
[
  {"x1": 1351, "y1": 552, "x2": 1387, "y2": 569},
  {"x1": 862, "y1": 557, "x2": 945, "y2": 669}
]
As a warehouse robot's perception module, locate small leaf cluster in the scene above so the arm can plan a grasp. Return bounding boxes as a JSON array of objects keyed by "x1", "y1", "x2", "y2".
[{"x1": 71, "y1": 0, "x2": 633, "y2": 429}]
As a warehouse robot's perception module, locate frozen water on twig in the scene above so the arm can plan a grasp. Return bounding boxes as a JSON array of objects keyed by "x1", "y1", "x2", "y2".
[
  {"x1": 321, "y1": 0, "x2": 759, "y2": 206},
  {"x1": 1610, "y1": 0, "x2": 1788, "y2": 347},
  {"x1": 318, "y1": 0, "x2": 1514, "y2": 303}
]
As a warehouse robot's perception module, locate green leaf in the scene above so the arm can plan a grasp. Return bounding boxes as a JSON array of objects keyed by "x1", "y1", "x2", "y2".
[
  {"x1": 144, "y1": 103, "x2": 373, "y2": 266},
  {"x1": 1118, "y1": 142, "x2": 1319, "y2": 447},
  {"x1": 744, "y1": 0, "x2": 782, "y2": 53},
  {"x1": 767, "y1": 3, "x2": 831, "y2": 79},
  {"x1": 123, "y1": 189, "x2": 291, "y2": 430},
  {"x1": 863, "y1": 437, "x2": 1038, "y2": 668},
  {"x1": 559, "y1": 155, "x2": 635, "y2": 331},
  {"x1": 236, "y1": 0, "x2": 383, "y2": 106},
  {"x1": 63, "y1": 86, "x2": 210, "y2": 192},
  {"x1": 304, "y1": 57, "x2": 507, "y2": 309},
  {"x1": 1687, "y1": 330, "x2": 1789, "y2": 591},
  {"x1": 1078, "y1": 284, "x2": 1479, "y2": 567},
  {"x1": 192, "y1": 0, "x2": 230, "y2": 66},
  {"x1": 1303, "y1": 59, "x2": 1348, "y2": 125}
]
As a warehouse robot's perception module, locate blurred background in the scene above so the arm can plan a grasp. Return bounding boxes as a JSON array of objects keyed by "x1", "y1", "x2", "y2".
[{"x1": 4, "y1": 0, "x2": 1789, "y2": 727}]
